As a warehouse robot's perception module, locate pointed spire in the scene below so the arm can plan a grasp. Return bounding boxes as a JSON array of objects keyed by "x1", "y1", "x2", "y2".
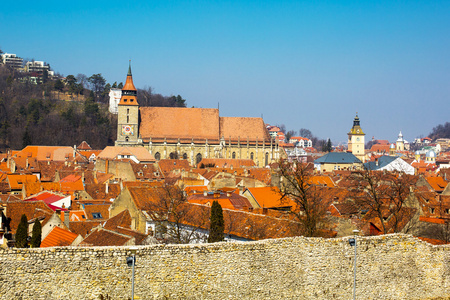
[{"x1": 128, "y1": 60, "x2": 132, "y2": 76}]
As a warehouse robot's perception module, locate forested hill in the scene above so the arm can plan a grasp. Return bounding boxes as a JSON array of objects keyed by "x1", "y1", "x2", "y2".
[
  {"x1": 429, "y1": 122, "x2": 450, "y2": 140},
  {"x1": 0, "y1": 64, "x2": 187, "y2": 152}
]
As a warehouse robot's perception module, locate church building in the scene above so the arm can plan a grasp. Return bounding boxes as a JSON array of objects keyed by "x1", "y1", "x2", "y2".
[
  {"x1": 115, "y1": 64, "x2": 280, "y2": 166},
  {"x1": 347, "y1": 113, "x2": 366, "y2": 163}
]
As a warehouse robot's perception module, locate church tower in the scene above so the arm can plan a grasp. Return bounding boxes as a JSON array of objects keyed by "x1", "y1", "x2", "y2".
[
  {"x1": 347, "y1": 113, "x2": 365, "y2": 162},
  {"x1": 396, "y1": 131, "x2": 405, "y2": 151},
  {"x1": 115, "y1": 62, "x2": 141, "y2": 146}
]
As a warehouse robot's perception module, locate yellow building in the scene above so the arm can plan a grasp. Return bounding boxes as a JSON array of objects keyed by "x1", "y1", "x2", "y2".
[
  {"x1": 115, "y1": 64, "x2": 280, "y2": 166},
  {"x1": 347, "y1": 114, "x2": 366, "y2": 163}
]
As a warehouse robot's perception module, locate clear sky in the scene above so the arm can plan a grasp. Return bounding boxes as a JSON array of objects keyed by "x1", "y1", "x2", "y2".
[{"x1": 2, "y1": 1, "x2": 449, "y2": 145}]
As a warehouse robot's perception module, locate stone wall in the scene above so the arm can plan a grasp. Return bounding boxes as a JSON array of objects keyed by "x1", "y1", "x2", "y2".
[{"x1": 0, "y1": 234, "x2": 449, "y2": 300}]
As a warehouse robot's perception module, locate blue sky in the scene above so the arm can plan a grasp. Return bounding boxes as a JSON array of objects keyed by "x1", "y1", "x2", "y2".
[{"x1": 2, "y1": 1, "x2": 449, "y2": 145}]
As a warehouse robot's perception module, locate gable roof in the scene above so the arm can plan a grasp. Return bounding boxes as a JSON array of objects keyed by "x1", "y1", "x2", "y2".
[
  {"x1": 245, "y1": 187, "x2": 295, "y2": 209},
  {"x1": 40, "y1": 226, "x2": 79, "y2": 247},
  {"x1": 139, "y1": 107, "x2": 270, "y2": 142},
  {"x1": 364, "y1": 156, "x2": 398, "y2": 170},
  {"x1": 98, "y1": 146, "x2": 155, "y2": 162},
  {"x1": 14, "y1": 146, "x2": 74, "y2": 161}
]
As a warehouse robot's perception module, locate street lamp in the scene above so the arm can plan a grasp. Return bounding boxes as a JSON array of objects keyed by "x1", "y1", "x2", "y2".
[
  {"x1": 127, "y1": 247, "x2": 138, "y2": 300},
  {"x1": 348, "y1": 229, "x2": 359, "y2": 300}
]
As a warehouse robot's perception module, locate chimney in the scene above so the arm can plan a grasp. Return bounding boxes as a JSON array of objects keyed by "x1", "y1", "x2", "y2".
[
  {"x1": 64, "y1": 211, "x2": 70, "y2": 229},
  {"x1": 55, "y1": 208, "x2": 61, "y2": 216},
  {"x1": 203, "y1": 191, "x2": 208, "y2": 197},
  {"x1": 26, "y1": 158, "x2": 29, "y2": 169},
  {"x1": 105, "y1": 182, "x2": 109, "y2": 194},
  {"x1": 73, "y1": 145, "x2": 76, "y2": 158},
  {"x1": 105, "y1": 160, "x2": 109, "y2": 174},
  {"x1": 226, "y1": 192, "x2": 232, "y2": 197}
]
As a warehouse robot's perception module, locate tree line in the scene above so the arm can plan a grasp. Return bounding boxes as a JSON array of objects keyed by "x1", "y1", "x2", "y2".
[{"x1": 0, "y1": 62, "x2": 187, "y2": 152}]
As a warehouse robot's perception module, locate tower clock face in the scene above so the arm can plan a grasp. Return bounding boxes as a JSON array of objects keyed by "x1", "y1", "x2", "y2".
[
  {"x1": 356, "y1": 137, "x2": 360, "y2": 141},
  {"x1": 122, "y1": 125, "x2": 134, "y2": 136}
]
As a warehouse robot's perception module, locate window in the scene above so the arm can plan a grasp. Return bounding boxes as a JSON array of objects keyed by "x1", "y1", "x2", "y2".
[
  {"x1": 265, "y1": 152, "x2": 269, "y2": 166},
  {"x1": 196, "y1": 153, "x2": 202, "y2": 164},
  {"x1": 250, "y1": 152, "x2": 254, "y2": 160},
  {"x1": 155, "y1": 152, "x2": 161, "y2": 160},
  {"x1": 232, "y1": 152, "x2": 236, "y2": 159},
  {"x1": 445, "y1": 209, "x2": 449, "y2": 214},
  {"x1": 127, "y1": 108, "x2": 129, "y2": 114},
  {"x1": 430, "y1": 207, "x2": 435, "y2": 214},
  {"x1": 183, "y1": 153, "x2": 187, "y2": 159},
  {"x1": 127, "y1": 116, "x2": 129, "y2": 123},
  {"x1": 92, "y1": 213, "x2": 103, "y2": 219}
]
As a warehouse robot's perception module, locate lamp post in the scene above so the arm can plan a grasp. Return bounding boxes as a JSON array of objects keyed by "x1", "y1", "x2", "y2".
[
  {"x1": 127, "y1": 247, "x2": 138, "y2": 300},
  {"x1": 348, "y1": 229, "x2": 359, "y2": 300}
]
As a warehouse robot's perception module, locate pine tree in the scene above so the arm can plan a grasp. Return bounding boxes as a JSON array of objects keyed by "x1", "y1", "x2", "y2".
[
  {"x1": 15, "y1": 214, "x2": 29, "y2": 248},
  {"x1": 326, "y1": 138, "x2": 332, "y2": 152},
  {"x1": 208, "y1": 201, "x2": 224, "y2": 243},
  {"x1": 30, "y1": 219, "x2": 42, "y2": 248}
]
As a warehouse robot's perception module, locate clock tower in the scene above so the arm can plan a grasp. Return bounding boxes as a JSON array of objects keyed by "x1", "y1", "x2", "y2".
[
  {"x1": 115, "y1": 62, "x2": 141, "y2": 146},
  {"x1": 347, "y1": 113, "x2": 365, "y2": 162}
]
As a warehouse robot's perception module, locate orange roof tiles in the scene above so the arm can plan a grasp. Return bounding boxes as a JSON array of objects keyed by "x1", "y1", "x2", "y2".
[
  {"x1": 425, "y1": 176, "x2": 448, "y2": 192},
  {"x1": 77, "y1": 141, "x2": 92, "y2": 150},
  {"x1": 138, "y1": 107, "x2": 270, "y2": 142},
  {"x1": 196, "y1": 158, "x2": 255, "y2": 169},
  {"x1": 104, "y1": 210, "x2": 132, "y2": 230},
  {"x1": 7, "y1": 174, "x2": 39, "y2": 190},
  {"x1": 246, "y1": 187, "x2": 296, "y2": 209},
  {"x1": 158, "y1": 159, "x2": 190, "y2": 176},
  {"x1": 40, "y1": 226, "x2": 79, "y2": 247},
  {"x1": 98, "y1": 146, "x2": 155, "y2": 162},
  {"x1": 309, "y1": 175, "x2": 335, "y2": 187},
  {"x1": 69, "y1": 221, "x2": 102, "y2": 237},
  {"x1": 14, "y1": 146, "x2": 74, "y2": 161},
  {"x1": 187, "y1": 192, "x2": 252, "y2": 210},
  {"x1": 6, "y1": 201, "x2": 54, "y2": 234}
]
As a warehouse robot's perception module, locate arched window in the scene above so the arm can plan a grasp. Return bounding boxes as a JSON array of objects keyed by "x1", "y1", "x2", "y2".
[
  {"x1": 169, "y1": 152, "x2": 178, "y2": 159},
  {"x1": 265, "y1": 152, "x2": 269, "y2": 166},
  {"x1": 196, "y1": 153, "x2": 202, "y2": 165},
  {"x1": 154, "y1": 152, "x2": 161, "y2": 161},
  {"x1": 183, "y1": 153, "x2": 187, "y2": 159},
  {"x1": 250, "y1": 152, "x2": 254, "y2": 160},
  {"x1": 232, "y1": 152, "x2": 236, "y2": 159}
]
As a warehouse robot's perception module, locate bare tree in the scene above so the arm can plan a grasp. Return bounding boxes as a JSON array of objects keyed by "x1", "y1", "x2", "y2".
[
  {"x1": 147, "y1": 185, "x2": 209, "y2": 244},
  {"x1": 350, "y1": 170, "x2": 417, "y2": 234},
  {"x1": 277, "y1": 159, "x2": 331, "y2": 237}
]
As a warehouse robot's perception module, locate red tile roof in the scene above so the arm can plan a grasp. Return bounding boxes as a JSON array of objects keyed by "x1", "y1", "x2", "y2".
[{"x1": 40, "y1": 226, "x2": 79, "y2": 247}]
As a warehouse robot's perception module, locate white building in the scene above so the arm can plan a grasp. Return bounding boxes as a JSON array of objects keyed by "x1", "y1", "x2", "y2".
[
  {"x1": 1, "y1": 53, "x2": 23, "y2": 69},
  {"x1": 109, "y1": 88, "x2": 122, "y2": 114}
]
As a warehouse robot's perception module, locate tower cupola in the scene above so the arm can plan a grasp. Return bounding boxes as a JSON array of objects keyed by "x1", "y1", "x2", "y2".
[{"x1": 119, "y1": 61, "x2": 138, "y2": 105}]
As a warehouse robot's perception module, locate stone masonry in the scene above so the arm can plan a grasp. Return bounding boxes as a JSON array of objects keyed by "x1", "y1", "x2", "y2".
[{"x1": 0, "y1": 234, "x2": 449, "y2": 299}]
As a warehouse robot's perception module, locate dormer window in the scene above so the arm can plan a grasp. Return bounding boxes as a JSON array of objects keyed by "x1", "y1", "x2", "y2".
[
  {"x1": 124, "y1": 99, "x2": 127, "y2": 102},
  {"x1": 92, "y1": 213, "x2": 102, "y2": 219},
  {"x1": 430, "y1": 207, "x2": 435, "y2": 214}
]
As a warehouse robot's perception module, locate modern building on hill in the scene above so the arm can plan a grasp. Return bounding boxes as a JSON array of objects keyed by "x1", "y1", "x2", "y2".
[
  {"x1": 115, "y1": 63, "x2": 280, "y2": 167},
  {"x1": 1, "y1": 53, "x2": 23, "y2": 69},
  {"x1": 347, "y1": 113, "x2": 365, "y2": 162}
]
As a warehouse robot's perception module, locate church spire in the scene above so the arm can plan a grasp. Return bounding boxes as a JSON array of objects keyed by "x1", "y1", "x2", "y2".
[
  {"x1": 119, "y1": 61, "x2": 138, "y2": 105},
  {"x1": 127, "y1": 60, "x2": 132, "y2": 76}
]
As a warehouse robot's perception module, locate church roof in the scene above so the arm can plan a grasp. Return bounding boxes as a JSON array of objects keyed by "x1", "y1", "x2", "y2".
[{"x1": 139, "y1": 107, "x2": 270, "y2": 142}]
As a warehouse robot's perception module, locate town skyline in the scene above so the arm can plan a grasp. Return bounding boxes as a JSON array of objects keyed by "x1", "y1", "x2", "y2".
[{"x1": 2, "y1": 1, "x2": 449, "y2": 143}]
